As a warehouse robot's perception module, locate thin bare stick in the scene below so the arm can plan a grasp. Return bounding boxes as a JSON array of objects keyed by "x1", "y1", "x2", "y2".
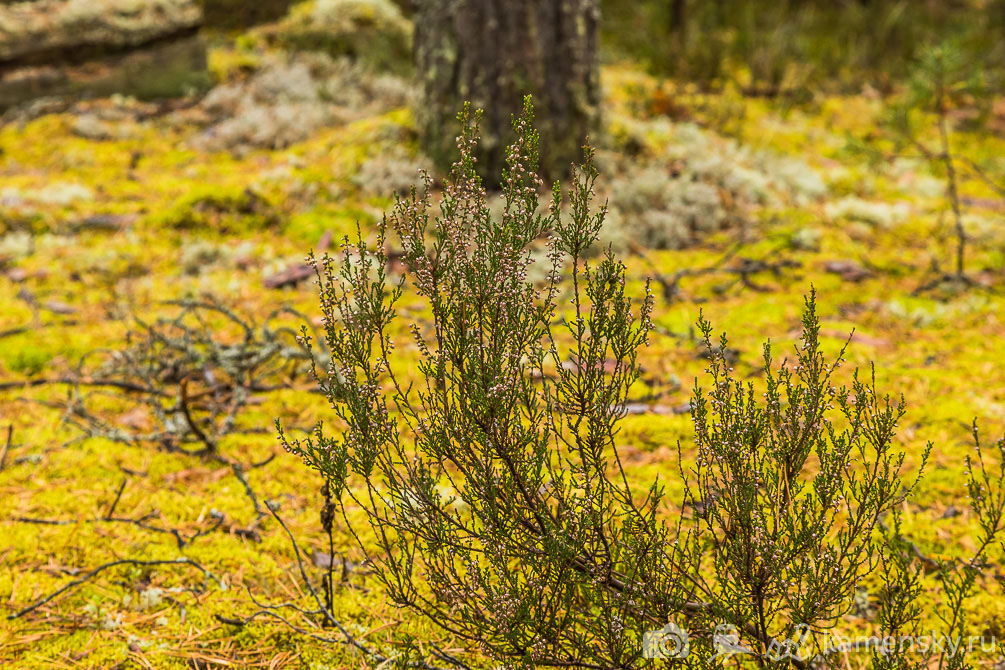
[
  {"x1": 179, "y1": 379, "x2": 215, "y2": 453},
  {"x1": 960, "y1": 156, "x2": 1005, "y2": 199},
  {"x1": 936, "y1": 88, "x2": 966, "y2": 278},
  {"x1": 0, "y1": 425, "x2": 12, "y2": 471},
  {"x1": 228, "y1": 461, "x2": 263, "y2": 519},
  {"x1": 13, "y1": 515, "x2": 190, "y2": 549},
  {"x1": 0, "y1": 326, "x2": 28, "y2": 340},
  {"x1": 0, "y1": 377, "x2": 161, "y2": 394},
  {"x1": 7, "y1": 558, "x2": 222, "y2": 620},
  {"x1": 104, "y1": 479, "x2": 128, "y2": 519}
]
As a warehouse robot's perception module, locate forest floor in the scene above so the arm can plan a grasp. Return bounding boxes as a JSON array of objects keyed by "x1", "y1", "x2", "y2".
[{"x1": 1, "y1": 37, "x2": 1005, "y2": 670}]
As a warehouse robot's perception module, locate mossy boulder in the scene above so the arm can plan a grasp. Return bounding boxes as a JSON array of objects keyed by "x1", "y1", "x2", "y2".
[
  {"x1": 0, "y1": 35, "x2": 210, "y2": 109},
  {"x1": 261, "y1": 0, "x2": 412, "y2": 74}
]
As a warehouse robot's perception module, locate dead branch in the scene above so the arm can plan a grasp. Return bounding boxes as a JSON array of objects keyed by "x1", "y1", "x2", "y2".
[
  {"x1": 12, "y1": 478, "x2": 229, "y2": 549},
  {"x1": 0, "y1": 325, "x2": 29, "y2": 339},
  {"x1": 14, "y1": 514, "x2": 190, "y2": 549},
  {"x1": 0, "y1": 377, "x2": 165, "y2": 394},
  {"x1": 0, "y1": 425, "x2": 12, "y2": 471},
  {"x1": 630, "y1": 241, "x2": 800, "y2": 302},
  {"x1": 105, "y1": 479, "x2": 128, "y2": 519},
  {"x1": 55, "y1": 297, "x2": 327, "y2": 455},
  {"x1": 7, "y1": 557, "x2": 222, "y2": 620}
]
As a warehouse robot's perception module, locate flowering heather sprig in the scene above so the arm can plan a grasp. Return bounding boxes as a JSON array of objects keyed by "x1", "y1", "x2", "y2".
[
  {"x1": 278, "y1": 98, "x2": 687, "y2": 668},
  {"x1": 683, "y1": 288, "x2": 932, "y2": 663}
]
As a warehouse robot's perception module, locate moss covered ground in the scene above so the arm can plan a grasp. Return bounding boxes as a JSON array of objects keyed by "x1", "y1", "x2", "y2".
[{"x1": 1, "y1": 39, "x2": 1004, "y2": 669}]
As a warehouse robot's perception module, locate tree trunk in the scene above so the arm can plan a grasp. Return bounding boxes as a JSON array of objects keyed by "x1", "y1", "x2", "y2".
[
  {"x1": 414, "y1": 0, "x2": 600, "y2": 185},
  {"x1": 670, "y1": 0, "x2": 687, "y2": 38}
]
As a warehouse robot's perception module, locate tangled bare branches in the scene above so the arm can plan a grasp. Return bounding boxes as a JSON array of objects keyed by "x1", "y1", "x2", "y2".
[
  {"x1": 631, "y1": 240, "x2": 802, "y2": 303},
  {"x1": 7, "y1": 557, "x2": 224, "y2": 621},
  {"x1": 53, "y1": 298, "x2": 325, "y2": 458}
]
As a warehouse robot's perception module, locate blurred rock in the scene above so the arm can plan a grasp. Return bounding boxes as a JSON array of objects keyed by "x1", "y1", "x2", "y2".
[
  {"x1": 823, "y1": 259, "x2": 872, "y2": 282},
  {"x1": 0, "y1": 1, "x2": 209, "y2": 110},
  {"x1": 43, "y1": 299, "x2": 76, "y2": 315},
  {"x1": 68, "y1": 214, "x2": 136, "y2": 233},
  {"x1": 941, "y1": 505, "x2": 961, "y2": 519},
  {"x1": 0, "y1": 0, "x2": 202, "y2": 62},
  {"x1": 1, "y1": 35, "x2": 210, "y2": 110},
  {"x1": 72, "y1": 113, "x2": 115, "y2": 140}
]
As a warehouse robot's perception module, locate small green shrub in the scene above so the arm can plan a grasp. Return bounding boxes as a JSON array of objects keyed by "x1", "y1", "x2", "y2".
[
  {"x1": 282, "y1": 100, "x2": 1005, "y2": 669},
  {"x1": 877, "y1": 40, "x2": 1004, "y2": 288},
  {"x1": 5, "y1": 344, "x2": 52, "y2": 376}
]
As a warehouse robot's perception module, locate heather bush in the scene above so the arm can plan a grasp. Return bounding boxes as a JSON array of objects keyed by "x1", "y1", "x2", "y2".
[
  {"x1": 684, "y1": 291, "x2": 931, "y2": 663},
  {"x1": 281, "y1": 100, "x2": 1005, "y2": 669}
]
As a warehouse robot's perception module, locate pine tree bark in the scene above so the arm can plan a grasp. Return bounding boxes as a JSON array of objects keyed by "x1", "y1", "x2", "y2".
[{"x1": 414, "y1": 0, "x2": 600, "y2": 185}]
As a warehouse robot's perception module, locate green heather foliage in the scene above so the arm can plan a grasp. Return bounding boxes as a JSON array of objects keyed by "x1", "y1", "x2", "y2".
[
  {"x1": 281, "y1": 102, "x2": 1005, "y2": 668},
  {"x1": 686, "y1": 293, "x2": 930, "y2": 660}
]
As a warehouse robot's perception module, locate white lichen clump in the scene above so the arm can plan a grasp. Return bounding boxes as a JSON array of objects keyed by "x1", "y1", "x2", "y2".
[
  {"x1": 195, "y1": 53, "x2": 412, "y2": 153},
  {"x1": 825, "y1": 197, "x2": 910, "y2": 228},
  {"x1": 597, "y1": 117, "x2": 828, "y2": 250}
]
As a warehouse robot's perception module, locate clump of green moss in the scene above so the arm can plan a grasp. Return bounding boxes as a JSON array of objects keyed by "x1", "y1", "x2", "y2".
[
  {"x1": 152, "y1": 186, "x2": 280, "y2": 232},
  {"x1": 5, "y1": 344, "x2": 52, "y2": 376}
]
